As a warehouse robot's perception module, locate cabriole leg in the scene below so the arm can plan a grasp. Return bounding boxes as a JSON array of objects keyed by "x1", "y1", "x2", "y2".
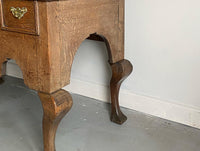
[
  {"x1": 38, "y1": 90, "x2": 73, "y2": 151},
  {"x1": 0, "y1": 61, "x2": 7, "y2": 84},
  {"x1": 110, "y1": 59, "x2": 133, "y2": 124},
  {"x1": 0, "y1": 77, "x2": 3, "y2": 84}
]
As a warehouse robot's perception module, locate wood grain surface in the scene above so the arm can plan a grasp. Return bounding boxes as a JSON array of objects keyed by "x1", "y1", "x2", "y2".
[{"x1": 0, "y1": 0, "x2": 125, "y2": 93}]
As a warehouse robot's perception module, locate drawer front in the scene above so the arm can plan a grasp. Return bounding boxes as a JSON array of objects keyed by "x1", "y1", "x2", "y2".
[{"x1": 1, "y1": 0, "x2": 39, "y2": 35}]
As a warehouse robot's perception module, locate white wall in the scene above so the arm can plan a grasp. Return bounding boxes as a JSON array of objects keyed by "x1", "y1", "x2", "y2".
[
  {"x1": 7, "y1": 0, "x2": 200, "y2": 128},
  {"x1": 126, "y1": 0, "x2": 200, "y2": 107}
]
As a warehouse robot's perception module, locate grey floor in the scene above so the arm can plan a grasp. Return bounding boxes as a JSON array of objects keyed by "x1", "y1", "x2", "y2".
[{"x1": 0, "y1": 76, "x2": 200, "y2": 151}]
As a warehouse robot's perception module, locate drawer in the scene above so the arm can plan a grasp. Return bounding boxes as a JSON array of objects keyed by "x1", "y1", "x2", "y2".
[{"x1": 0, "y1": 0, "x2": 39, "y2": 35}]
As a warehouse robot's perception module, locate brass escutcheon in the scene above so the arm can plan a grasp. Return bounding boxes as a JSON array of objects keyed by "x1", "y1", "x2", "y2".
[{"x1": 10, "y1": 7, "x2": 27, "y2": 19}]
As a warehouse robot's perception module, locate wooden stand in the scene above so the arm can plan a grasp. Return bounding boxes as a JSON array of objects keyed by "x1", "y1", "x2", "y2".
[{"x1": 0, "y1": 0, "x2": 133, "y2": 150}]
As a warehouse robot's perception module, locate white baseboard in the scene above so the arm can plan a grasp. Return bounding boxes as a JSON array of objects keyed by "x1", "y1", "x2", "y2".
[
  {"x1": 64, "y1": 78, "x2": 200, "y2": 129},
  {"x1": 6, "y1": 62, "x2": 200, "y2": 129},
  {"x1": 6, "y1": 61, "x2": 23, "y2": 79}
]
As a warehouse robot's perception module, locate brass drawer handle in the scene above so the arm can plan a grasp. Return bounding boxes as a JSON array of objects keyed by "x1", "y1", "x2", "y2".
[{"x1": 10, "y1": 7, "x2": 27, "y2": 19}]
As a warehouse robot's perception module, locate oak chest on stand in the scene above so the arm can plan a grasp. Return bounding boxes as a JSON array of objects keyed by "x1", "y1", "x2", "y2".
[{"x1": 0, "y1": 0, "x2": 133, "y2": 150}]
